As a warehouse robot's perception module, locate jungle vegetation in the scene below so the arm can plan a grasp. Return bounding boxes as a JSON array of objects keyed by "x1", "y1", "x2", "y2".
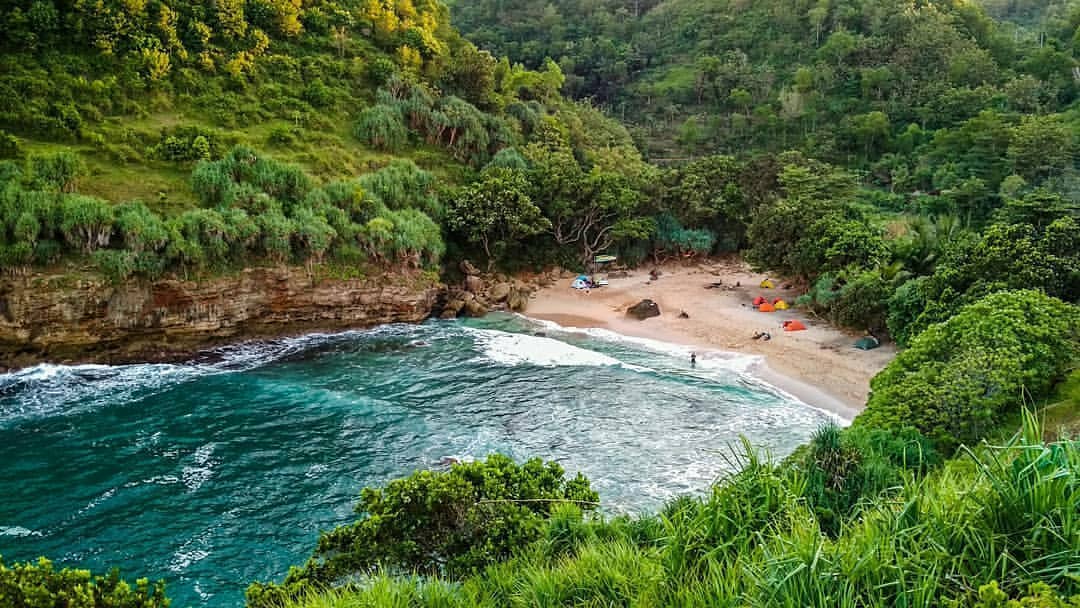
[{"x1": 1, "y1": 0, "x2": 1079, "y2": 605}]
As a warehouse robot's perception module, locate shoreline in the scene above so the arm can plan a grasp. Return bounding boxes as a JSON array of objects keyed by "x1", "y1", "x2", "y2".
[
  {"x1": 750, "y1": 360, "x2": 863, "y2": 422},
  {"x1": 523, "y1": 259, "x2": 896, "y2": 417},
  {"x1": 524, "y1": 313, "x2": 861, "y2": 422}
]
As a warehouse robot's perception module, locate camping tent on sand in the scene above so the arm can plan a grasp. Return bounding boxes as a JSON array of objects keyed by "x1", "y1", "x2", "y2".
[{"x1": 855, "y1": 336, "x2": 881, "y2": 350}]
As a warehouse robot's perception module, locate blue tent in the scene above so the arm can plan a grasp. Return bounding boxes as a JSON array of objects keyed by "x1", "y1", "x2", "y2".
[{"x1": 571, "y1": 275, "x2": 591, "y2": 289}]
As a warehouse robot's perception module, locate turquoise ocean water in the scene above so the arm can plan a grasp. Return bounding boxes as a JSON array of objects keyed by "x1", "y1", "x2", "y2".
[{"x1": 0, "y1": 314, "x2": 835, "y2": 607}]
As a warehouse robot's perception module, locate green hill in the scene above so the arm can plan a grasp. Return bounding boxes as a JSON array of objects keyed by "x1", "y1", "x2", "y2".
[
  {"x1": 1, "y1": 1, "x2": 1080, "y2": 607},
  {"x1": 0, "y1": 0, "x2": 651, "y2": 278},
  {"x1": 451, "y1": 0, "x2": 1080, "y2": 163}
]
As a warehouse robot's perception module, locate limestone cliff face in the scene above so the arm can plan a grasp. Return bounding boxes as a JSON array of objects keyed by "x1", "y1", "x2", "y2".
[{"x1": 0, "y1": 267, "x2": 441, "y2": 370}]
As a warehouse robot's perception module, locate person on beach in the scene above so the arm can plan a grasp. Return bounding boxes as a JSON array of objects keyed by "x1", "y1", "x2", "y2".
[{"x1": 690, "y1": 352, "x2": 697, "y2": 366}]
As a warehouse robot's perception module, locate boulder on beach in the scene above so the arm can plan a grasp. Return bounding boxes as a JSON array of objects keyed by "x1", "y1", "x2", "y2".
[
  {"x1": 464, "y1": 299, "x2": 489, "y2": 317},
  {"x1": 464, "y1": 275, "x2": 484, "y2": 294},
  {"x1": 488, "y1": 282, "x2": 512, "y2": 303},
  {"x1": 627, "y1": 299, "x2": 661, "y2": 320},
  {"x1": 460, "y1": 260, "x2": 481, "y2": 276},
  {"x1": 507, "y1": 287, "x2": 529, "y2": 311},
  {"x1": 441, "y1": 298, "x2": 466, "y2": 319}
]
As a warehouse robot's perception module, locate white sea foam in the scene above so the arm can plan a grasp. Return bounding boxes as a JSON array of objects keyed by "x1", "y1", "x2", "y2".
[
  {"x1": 467, "y1": 327, "x2": 650, "y2": 371},
  {"x1": 77, "y1": 487, "x2": 117, "y2": 516},
  {"x1": 0, "y1": 525, "x2": 42, "y2": 537},
  {"x1": 522, "y1": 314, "x2": 851, "y2": 422},
  {"x1": 181, "y1": 444, "x2": 217, "y2": 492},
  {"x1": 0, "y1": 362, "x2": 207, "y2": 425},
  {"x1": 0, "y1": 326, "x2": 416, "y2": 426},
  {"x1": 526, "y1": 316, "x2": 762, "y2": 373}
]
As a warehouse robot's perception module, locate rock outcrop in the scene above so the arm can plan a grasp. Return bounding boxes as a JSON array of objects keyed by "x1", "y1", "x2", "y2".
[
  {"x1": 434, "y1": 260, "x2": 536, "y2": 319},
  {"x1": 0, "y1": 266, "x2": 441, "y2": 370},
  {"x1": 627, "y1": 299, "x2": 661, "y2": 320}
]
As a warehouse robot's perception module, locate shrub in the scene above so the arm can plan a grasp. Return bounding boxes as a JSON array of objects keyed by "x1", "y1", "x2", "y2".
[
  {"x1": 267, "y1": 126, "x2": 298, "y2": 146},
  {"x1": 30, "y1": 151, "x2": 85, "y2": 193},
  {"x1": 383, "y1": 207, "x2": 445, "y2": 266},
  {"x1": 484, "y1": 147, "x2": 528, "y2": 171},
  {"x1": 0, "y1": 556, "x2": 168, "y2": 608},
  {"x1": 114, "y1": 202, "x2": 168, "y2": 254},
  {"x1": 0, "y1": 130, "x2": 21, "y2": 159},
  {"x1": 245, "y1": 455, "x2": 598, "y2": 608},
  {"x1": 358, "y1": 160, "x2": 440, "y2": 217},
  {"x1": 353, "y1": 104, "x2": 408, "y2": 151},
  {"x1": 895, "y1": 220, "x2": 1080, "y2": 344},
  {"x1": 366, "y1": 57, "x2": 396, "y2": 85},
  {"x1": 191, "y1": 159, "x2": 234, "y2": 206},
  {"x1": 857, "y1": 290, "x2": 1080, "y2": 451},
  {"x1": 794, "y1": 424, "x2": 939, "y2": 536},
  {"x1": 292, "y1": 206, "x2": 336, "y2": 263},
  {"x1": 886, "y1": 276, "x2": 930, "y2": 346},
  {"x1": 148, "y1": 126, "x2": 220, "y2": 162},
  {"x1": 804, "y1": 268, "x2": 896, "y2": 333},
  {"x1": 59, "y1": 194, "x2": 113, "y2": 253},
  {"x1": 93, "y1": 249, "x2": 137, "y2": 283},
  {"x1": 258, "y1": 210, "x2": 295, "y2": 264},
  {"x1": 970, "y1": 581, "x2": 1080, "y2": 607},
  {"x1": 301, "y1": 79, "x2": 333, "y2": 108}
]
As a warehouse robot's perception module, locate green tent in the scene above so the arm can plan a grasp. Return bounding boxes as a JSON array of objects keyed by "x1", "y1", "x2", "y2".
[
  {"x1": 594, "y1": 255, "x2": 617, "y2": 264},
  {"x1": 854, "y1": 336, "x2": 881, "y2": 350}
]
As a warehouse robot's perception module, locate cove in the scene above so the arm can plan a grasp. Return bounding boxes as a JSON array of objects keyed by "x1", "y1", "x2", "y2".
[{"x1": 0, "y1": 314, "x2": 835, "y2": 607}]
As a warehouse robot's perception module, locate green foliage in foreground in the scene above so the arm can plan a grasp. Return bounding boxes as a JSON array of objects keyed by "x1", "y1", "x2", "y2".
[
  {"x1": 859, "y1": 290, "x2": 1080, "y2": 452},
  {"x1": 246, "y1": 454, "x2": 598, "y2": 608},
  {"x1": 263, "y1": 412, "x2": 1080, "y2": 608},
  {"x1": 0, "y1": 556, "x2": 168, "y2": 608}
]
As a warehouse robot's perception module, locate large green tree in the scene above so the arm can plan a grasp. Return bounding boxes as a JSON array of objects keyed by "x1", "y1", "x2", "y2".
[{"x1": 446, "y1": 167, "x2": 550, "y2": 264}]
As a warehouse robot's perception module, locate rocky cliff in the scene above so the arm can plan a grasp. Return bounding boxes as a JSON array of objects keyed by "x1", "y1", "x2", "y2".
[{"x1": 0, "y1": 266, "x2": 441, "y2": 370}]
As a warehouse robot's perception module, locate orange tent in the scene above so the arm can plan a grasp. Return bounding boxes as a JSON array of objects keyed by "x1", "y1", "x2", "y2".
[
  {"x1": 753, "y1": 296, "x2": 767, "y2": 305},
  {"x1": 758, "y1": 302, "x2": 776, "y2": 312},
  {"x1": 783, "y1": 320, "x2": 807, "y2": 331}
]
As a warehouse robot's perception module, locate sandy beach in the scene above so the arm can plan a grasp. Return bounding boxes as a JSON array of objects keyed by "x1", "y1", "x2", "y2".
[{"x1": 524, "y1": 258, "x2": 896, "y2": 419}]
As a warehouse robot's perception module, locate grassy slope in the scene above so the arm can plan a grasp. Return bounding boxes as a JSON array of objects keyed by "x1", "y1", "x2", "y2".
[{"x1": 17, "y1": 106, "x2": 468, "y2": 216}]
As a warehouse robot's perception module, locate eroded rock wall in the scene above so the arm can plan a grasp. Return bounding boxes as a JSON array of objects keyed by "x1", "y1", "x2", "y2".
[{"x1": 0, "y1": 267, "x2": 441, "y2": 370}]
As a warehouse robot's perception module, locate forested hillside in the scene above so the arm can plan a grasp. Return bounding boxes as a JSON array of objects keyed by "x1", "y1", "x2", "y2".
[
  {"x1": 1, "y1": 1, "x2": 1080, "y2": 607},
  {"x1": 0, "y1": 0, "x2": 651, "y2": 279},
  {"x1": 452, "y1": 0, "x2": 1080, "y2": 168}
]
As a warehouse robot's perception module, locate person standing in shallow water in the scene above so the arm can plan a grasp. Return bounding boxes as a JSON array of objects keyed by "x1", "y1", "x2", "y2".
[{"x1": 690, "y1": 352, "x2": 697, "y2": 366}]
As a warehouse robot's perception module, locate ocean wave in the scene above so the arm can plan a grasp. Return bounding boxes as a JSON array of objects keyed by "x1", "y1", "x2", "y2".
[
  {"x1": 0, "y1": 325, "x2": 426, "y2": 426},
  {"x1": 0, "y1": 362, "x2": 206, "y2": 426},
  {"x1": 465, "y1": 327, "x2": 652, "y2": 371},
  {"x1": 525, "y1": 316, "x2": 762, "y2": 373},
  {"x1": 0, "y1": 525, "x2": 43, "y2": 537},
  {"x1": 521, "y1": 315, "x2": 851, "y2": 423}
]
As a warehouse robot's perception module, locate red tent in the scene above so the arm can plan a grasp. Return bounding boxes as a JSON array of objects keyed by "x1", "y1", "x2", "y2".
[
  {"x1": 752, "y1": 296, "x2": 767, "y2": 306},
  {"x1": 758, "y1": 302, "x2": 776, "y2": 312},
  {"x1": 783, "y1": 320, "x2": 807, "y2": 331}
]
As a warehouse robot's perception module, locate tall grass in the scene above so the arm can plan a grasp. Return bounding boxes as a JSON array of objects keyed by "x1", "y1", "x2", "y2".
[{"x1": 277, "y1": 412, "x2": 1080, "y2": 608}]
